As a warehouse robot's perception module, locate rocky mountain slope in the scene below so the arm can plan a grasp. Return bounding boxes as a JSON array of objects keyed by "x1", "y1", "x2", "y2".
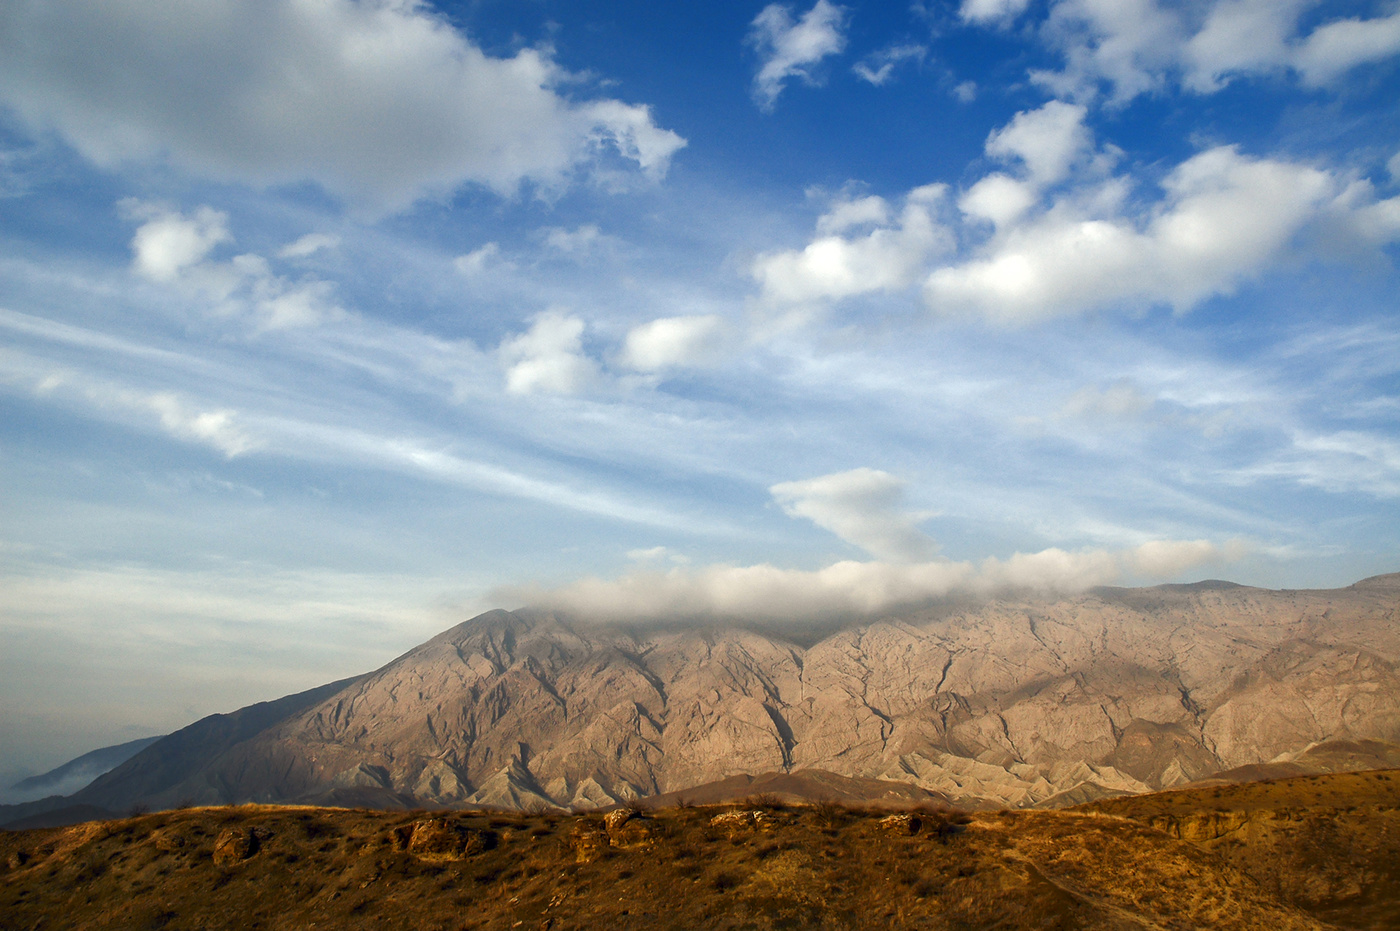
[{"x1": 38, "y1": 574, "x2": 1400, "y2": 814}]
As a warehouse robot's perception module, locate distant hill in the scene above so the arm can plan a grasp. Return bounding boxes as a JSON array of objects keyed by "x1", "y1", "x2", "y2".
[
  {"x1": 3, "y1": 767, "x2": 1397, "y2": 930},
  {"x1": 7, "y1": 736, "x2": 162, "y2": 803},
  {"x1": 9, "y1": 573, "x2": 1398, "y2": 820}
]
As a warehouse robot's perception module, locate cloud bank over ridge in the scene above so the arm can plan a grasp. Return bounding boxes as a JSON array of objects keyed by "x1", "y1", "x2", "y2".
[{"x1": 500, "y1": 538, "x2": 1248, "y2": 625}]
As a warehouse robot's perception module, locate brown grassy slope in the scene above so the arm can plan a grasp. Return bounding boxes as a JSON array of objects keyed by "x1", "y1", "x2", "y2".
[
  {"x1": 2, "y1": 798, "x2": 1333, "y2": 931},
  {"x1": 1080, "y1": 768, "x2": 1400, "y2": 930}
]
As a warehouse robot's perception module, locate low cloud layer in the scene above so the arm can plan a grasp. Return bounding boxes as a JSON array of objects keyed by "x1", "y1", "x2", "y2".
[
  {"x1": 0, "y1": 0, "x2": 684, "y2": 211},
  {"x1": 500, "y1": 538, "x2": 1248, "y2": 625}
]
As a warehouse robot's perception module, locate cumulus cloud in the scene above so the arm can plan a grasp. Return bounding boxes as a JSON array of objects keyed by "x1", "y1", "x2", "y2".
[
  {"x1": 960, "y1": 0, "x2": 1033, "y2": 26},
  {"x1": 852, "y1": 44, "x2": 927, "y2": 86},
  {"x1": 1293, "y1": 9, "x2": 1400, "y2": 86},
  {"x1": 454, "y1": 242, "x2": 512, "y2": 276},
  {"x1": 752, "y1": 184, "x2": 952, "y2": 304},
  {"x1": 1018, "y1": 0, "x2": 1400, "y2": 103},
  {"x1": 928, "y1": 146, "x2": 1344, "y2": 321},
  {"x1": 620, "y1": 315, "x2": 729, "y2": 372},
  {"x1": 985, "y1": 100, "x2": 1094, "y2": 188},
  {"x1": 498, "y1": 310, "x2": 598, "y2": 395},
  {"x1": 501, "y1": 538, "x2": 1245, "y2": 624},
  {"x1": 120, "y1": 201, "x2": 230, "y2": 282},
  {"x1": 0, "y1": 0, "x2": 685, "y2": 211},
  {"x1": 959, "y1": 174, "x2": 1039, "y2": 229},
  {"x1": 749, "y1": 0, "x2": 849, "y2": 110},
  {"x1": 771, "y1": 468, "x2": 939, "y2": 563},
  {"x1": 751, "y1": 96, "x2": 1400, "y2": 323},
  {"x1": 123, "y1": 201, "x2": 343, "y2": 331}
]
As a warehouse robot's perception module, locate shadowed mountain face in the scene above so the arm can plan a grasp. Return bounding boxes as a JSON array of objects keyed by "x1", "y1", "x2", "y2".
[{"x1": 42, "y1": 574, "x2": 1400, "y2": 814}]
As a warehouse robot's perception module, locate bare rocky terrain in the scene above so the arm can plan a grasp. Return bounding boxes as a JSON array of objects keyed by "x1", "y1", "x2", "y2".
[{"x1": 7, "y1": 573, "x2": 1399, "y2": 821}]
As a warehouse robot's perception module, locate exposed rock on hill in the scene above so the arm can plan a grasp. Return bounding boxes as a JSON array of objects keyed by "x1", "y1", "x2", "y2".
[{"x1": 40, "y1": 573, "x2": 1400, "y2": 814}]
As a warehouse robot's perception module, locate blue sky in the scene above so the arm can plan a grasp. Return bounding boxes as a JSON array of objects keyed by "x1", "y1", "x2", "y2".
[{"x1": 1, "y1": 0, "x2": 1399, "y2": 784}]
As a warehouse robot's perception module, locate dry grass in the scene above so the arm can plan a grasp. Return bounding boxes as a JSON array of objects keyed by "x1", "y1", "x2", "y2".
[{"x1": 1, "y1": 772, "x2": 1395, "y2": 930}]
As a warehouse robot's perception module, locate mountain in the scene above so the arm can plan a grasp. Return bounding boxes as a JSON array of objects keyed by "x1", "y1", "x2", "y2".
[
  {"x1": 6, "y1": 735, "x2": 162, "y2": 803},
  {"x1": 25, "y1": 573, "x2": 1400, "y2": 816}
]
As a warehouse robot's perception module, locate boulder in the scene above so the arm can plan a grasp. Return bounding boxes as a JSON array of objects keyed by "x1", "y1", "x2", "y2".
[
  {"x1": 212, "y1": 828, "x2": 260, "y2": 867},
  {"x1": 403, "y1": 817, "x2": 489, "y2": 860},
  {"x1": 879, "y1": 813, "x2": 921, "y2": 836},
  {"x1": 710, "y1": 809, "x2": 772, "y2": 831}
]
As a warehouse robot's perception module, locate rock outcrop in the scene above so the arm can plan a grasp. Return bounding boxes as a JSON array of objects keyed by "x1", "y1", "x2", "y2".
[{"x1": 53, "y1": 573, "x2": 1400, "y2": 813}]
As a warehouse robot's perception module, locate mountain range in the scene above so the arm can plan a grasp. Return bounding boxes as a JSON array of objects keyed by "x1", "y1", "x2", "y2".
[{"x1": 5, "y1": 573, "x2": 1399, "y2": 825}]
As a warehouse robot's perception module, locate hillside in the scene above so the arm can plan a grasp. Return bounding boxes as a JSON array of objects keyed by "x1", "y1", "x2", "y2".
[{"x1": 4, "y1": 768, "x2": 1398, "y2": 930}]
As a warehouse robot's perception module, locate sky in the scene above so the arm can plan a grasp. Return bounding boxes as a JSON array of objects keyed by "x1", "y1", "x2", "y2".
[{"x1": 1, "y1": 0, "x2": 1398, "y2": 787}]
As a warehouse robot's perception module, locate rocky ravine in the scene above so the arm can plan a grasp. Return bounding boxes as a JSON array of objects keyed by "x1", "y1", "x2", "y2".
[{"x1": 56, "y1": 574, "x2": 1400, "y2": 813}]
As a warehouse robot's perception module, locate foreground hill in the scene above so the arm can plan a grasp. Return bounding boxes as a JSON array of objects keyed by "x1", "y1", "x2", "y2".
[
  {"x1": 12, "y1": 573, "x2": 1400, "y2": 819},
  {"x1": 3, "y1": 768, "x2": 1397, "y2": 930}
]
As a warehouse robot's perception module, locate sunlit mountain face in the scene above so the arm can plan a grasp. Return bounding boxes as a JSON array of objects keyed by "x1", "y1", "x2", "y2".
[{"x1": 1, "y1": 0, "x2": 1398, "y2": 784}]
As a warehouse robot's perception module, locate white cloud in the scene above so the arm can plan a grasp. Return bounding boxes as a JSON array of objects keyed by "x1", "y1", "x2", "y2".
[
  {"x1": 770, "y1": 468, "x2": 938, "y2": 563},
  {"x1": 454, "y1": 242, "x2": 511, "y2": 276},
  {"x1": 620, "y1": 315, "x2": 728, "y2": 372},
  {"x1": 959, "y1": 174, "x2": 1038, "y2": 229},
  {"x1": 278, "y1": 233, "x2": 340, "y2": 260},
  {"x1": 626, "y1": 546, "x2": 689, "y2": 565},
  {"x1": 985, "y1": 100, "x2": 1093, "y2": 187},
  {"x1": 1183, "y1": 0, "x2": 1308, "y2": 92},
  {"x1": 121, "y1": 201, "x2": 230, "y2": 282},
  {"x1": 81, "y1": 385, "x2": 257, "y2": 457},
  {"x1": 0, "y1": 0, "x2": 685, "y2": 211},
  {"x1": 1022, "y1": 0, "x2": 1400, "y2": 103},
  {"x1": 953, "y1": 81, "x2": 978, "y2": 103},
  {"x1": 749, "y1": 0, "x2": 849, "y2": 111},
  {"x1": 1126, "y1": 538, "x2": 1249, "y2": 577},
  {"x1": 815, "y1": 195, "x2": 891, "y2": 234},
  {"x1": 1239, "y1": 429, "x2": 1400, "y2": 498},
  {"x1": 1294, "y1": 9, "x2": 1400, "y2": 86},
  {"x1": 542, "y1": 224, "x2": 604, "y2": 256},
  {"x1": 1061, "y1": 380, "x2": 1154, "y2": 420},
  {"x1": 498, "y1": 310, "x2": 598, "y2": 395},
  {"x1": 959, "y1": 0, "x2": 1032, "y2": 26},
  {"x1": 141, "y1": 392, "x2": 257, "y2": 457},
  {"x1": 122, "y1": 201, "x2": 343, "y2": 330},
  {"x1": 1033, "y1": 0, "x2": 1183, "y2": 103},
  {"x1": 752, "y1": 185, "x2": 952, "y2": 304},
  {"x1": 502, "y1": 538, "x2": 1244, "y2": 623},
  {"x1": 751, "y1": 98, "x2": 1400, "y2": 323},
  {"x1": 852, "y1": 43, "x2": 927, "y2": 86},
  {"x1": 927, "y1": 146, "x2": 1342, "y2": 321}
]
